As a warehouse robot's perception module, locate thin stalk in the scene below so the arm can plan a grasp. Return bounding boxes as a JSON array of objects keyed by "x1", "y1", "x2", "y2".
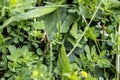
[
  {"x1": 57, "y1": 9, "x2": 61, "y2": 40},
  {"x1": 49, "y1": 43, "x2": 53, "y2": 79},
  {"x1": 89, "y1": 30, "x2": 101, "y2": 54},
  {"x1": 116, "y1": 55, "x2": 120, "y2": 80},
  {"x1": 67, "y1": 0, "x2": 103, "y2": 57},
  {"x1": 116, "y1": 22, "x2": 120, "y2": 80},
  {"x1": 103, "y1": 66, "x2": 108, "y2": 79},
  {"x1": 82, "y1": 15, "x2": 101, "y2": 54},
  {"x1": 0, "y1": 17, "x2": 16, "y2": 29}
]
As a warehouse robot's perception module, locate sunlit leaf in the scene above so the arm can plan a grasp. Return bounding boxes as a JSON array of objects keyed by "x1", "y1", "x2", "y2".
[{"x1": 70, "y1": 21, "x2": 78, "y2": 39}]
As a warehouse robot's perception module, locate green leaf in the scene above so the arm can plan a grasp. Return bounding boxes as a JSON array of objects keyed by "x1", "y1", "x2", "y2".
[
  {"x1": 7, "y1": 45, "x2": 25, "y2": 61},
  {"x1": 68, "y1": 9, "x2": 77, "y2": 13},
  {"x1": 86, "y1": 27, "x2": 99, "y2": 41},
  {"x1": 67, "y1": 37, "x2": 82, "y2": 48},
  {"x1": 91, "y1": 46, "x2": 96, "y2": 56},
  {"x1": 17, "y1": 0, "x2": 37, "y2": 9},
  {"x1": 57, "y1": 44, "x2": 71, "y2": 74},
  {"x1": 70, "y1": 21, "x2": 78, "y2": 39},
  {"x1": 69, "y1": 53, "x2": 76, "y2": 62},
  {"x1": 0, "y1": 17, "x2": 16, "y2": 30},
  {"x1": 45, "y1": 11, "x2": 57, "y2": 40},
  {"x1": 33, "y1": 20, "x2": 45, "y2": 30},
  {"x1": 60, "y1": 14, "x2": 77, "y2": 33},
  {"x1": 15, "y1": 0, "x2": 65, "y2": 20},
  {"x1": 99, "y1": 50, "x2": 106, "y2": 59},
  {"x1": 110, "y1": 0, "x2": 120, "y2": 8},
  {"x1": 8, "y1": 45, "x2": 16, "y2": 54},
  {"x1": 7, "y1": 50, "x2": 22, "y2": 61},
  {"x1": 97, "y1": 59, "x2": 110, "y2": 68},
  {"x1": 15, "y1": 7, "x2": 57, "y2": 20},
  {"x1": 36, "y1": 48, "x2": 43, "y2": 55},
  {"x1": 85, "y1": 45, "x2": 91, "y2": 61},
  {"x1": 21, "y1": 46, "x2": 28, "y2": 56},
  {"x1": 0, "y1": 0, "x2": 65, "y2": 29},
  {"x1": 98, "y1": 77, "x2": 104, "y2": 80},
  {"x1": 44, "y1": 11, "x2": 58, "y2": 40}
]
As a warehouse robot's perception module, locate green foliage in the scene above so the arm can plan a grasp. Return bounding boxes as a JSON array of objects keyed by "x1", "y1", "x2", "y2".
[{"x1": 0, "y1": 0, "x2": 120, "y2": 80}]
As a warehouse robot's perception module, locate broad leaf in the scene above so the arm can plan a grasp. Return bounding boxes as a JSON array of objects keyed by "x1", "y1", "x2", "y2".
[
  {"x1": 15, "y1": 0, "x2": 65, "y2": 20},
  {"x1": 15, "y1": 7, "x2": 57, "y2": 20},
  {"x1": 44, "y1": 11, "x2": 58, "y2": 40},
  {"x1": 110, "y1": 0, "x2": 120, "y2": 8}
]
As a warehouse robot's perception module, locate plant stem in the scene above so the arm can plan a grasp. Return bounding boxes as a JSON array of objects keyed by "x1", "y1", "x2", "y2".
[
  {"x1": 116, "y1": 22, "x2": 120, "y2": 80},
  {"x1": 67, "y1": 0, "x2": 103, "y2": 57},
  {"x1": 49, "y1": 43, "x2": 53, "y2": 79},
  {"x1": 57, "y1": 9, "x2": 61, "y2": 40},
  {"x1": 82, "y1": 15, "x2": 101, "y2": 54}
]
